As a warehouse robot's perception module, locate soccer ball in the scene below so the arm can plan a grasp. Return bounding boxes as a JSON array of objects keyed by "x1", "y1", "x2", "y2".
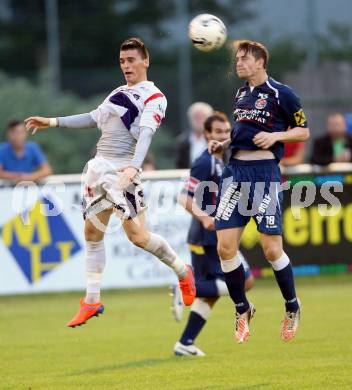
[{"x1": 188, "y1": 14, "x2": 227, "y2": 52}]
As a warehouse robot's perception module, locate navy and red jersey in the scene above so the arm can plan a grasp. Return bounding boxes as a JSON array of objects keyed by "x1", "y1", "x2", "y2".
[
  {"x1": 182, "y1": 149, "x2": 224, "y2": 246},
  {"x1": 230, "y1": 77, "x2": 308, "y2": 161}
]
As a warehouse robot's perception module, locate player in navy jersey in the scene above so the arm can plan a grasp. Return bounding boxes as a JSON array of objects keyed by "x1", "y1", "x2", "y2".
[
  {"x1": 172, "y1": 112, "x2": 254, "y2": 356},
  {"x1": 209, "y1": 40, "x2": 310, "y2": 343}
]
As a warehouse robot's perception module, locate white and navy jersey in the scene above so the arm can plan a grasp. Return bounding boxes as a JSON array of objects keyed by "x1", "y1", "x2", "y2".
[
  {"x1": 182, "y1": 149, "x2": 224, "y2": 246},
  {"x1": 230, "y1": 77, "x2": 308, "y2": 161},
  {"x1": 90, "y1": 80, "x2": 167, "y2": 161}
]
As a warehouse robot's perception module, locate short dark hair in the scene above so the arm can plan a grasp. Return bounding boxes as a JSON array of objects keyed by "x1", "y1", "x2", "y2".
[
  {"x1": 235, "y1": 40, "x2": 269, "y2": 68},
  {"x1": 120, "y1": 37, "x2": 149, "y2": 59},
  {"x1": 6, "y1": 119, "x2": 23, "y2": 132},
  {"x1": 204, "y1": 111, "x2": 230, "y2": 132}
]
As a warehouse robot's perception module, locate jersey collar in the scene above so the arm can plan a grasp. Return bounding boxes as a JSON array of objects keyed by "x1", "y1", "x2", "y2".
[
  {"x1": 129, "y1": 80, "x2": 154, "y2": 88},
  {"x1": 244, "y1": 76, "x2": 271, "y2": 90}
]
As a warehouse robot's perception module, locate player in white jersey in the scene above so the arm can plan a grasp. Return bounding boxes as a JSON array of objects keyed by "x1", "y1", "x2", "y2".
[{"x1": 25, "y1": 37, "x2": 196, "y2": 327}]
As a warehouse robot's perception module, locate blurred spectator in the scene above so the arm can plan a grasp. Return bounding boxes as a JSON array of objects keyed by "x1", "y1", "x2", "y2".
[
  {"x1": 142, "y1": 152, "x2": 156, "y2": 171},
  {"x1": 345, "y1": 113, "x2": 352, "y2": 135},
  {"x1": 0, "y1": 120, "x2": 52, "y2": 183},
  {"x1": 310, "y1": 113, "x2": 352, "y2": 165},
  {"x1": 175, "y1": 102, "x2": 213, "y2": 168},
  {"x1": 281, "y1": 141, "x2": 305, "y2": 166}
]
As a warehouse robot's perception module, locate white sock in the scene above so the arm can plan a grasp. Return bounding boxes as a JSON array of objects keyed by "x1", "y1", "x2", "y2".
[
  {"x1": 191, "y1": 298, "x2": 212, "y2": 320},
  {"x1": 144, "y1": 233, "x2": 187, "y2": 279},
  {"x1": 215, "y1": 279, "x2": 229, "y2": 296},
  {"x1": 220, "y1": 253, "x2": 242, "y2": 273},
  {"x1": 269, "y1": 252, "x2": 290, "y2": 271},
  {"x1": 85, "y1": 240, "x2": 106, "y2": 304}
]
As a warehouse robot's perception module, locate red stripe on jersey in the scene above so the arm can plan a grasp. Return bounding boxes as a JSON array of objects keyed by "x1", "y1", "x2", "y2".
[
  {"x1": 144, "y1": 93, "x2": 164, "y2": 105},
  {"x1": 184, "y1": 177, "x2": 200, "y2": 192},
  {"x1": 189, "y1": 177, "x2": 199, "y2": 185}
]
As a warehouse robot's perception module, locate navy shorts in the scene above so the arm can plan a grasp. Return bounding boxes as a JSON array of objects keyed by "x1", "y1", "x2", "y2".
[
  {"x1": 215, "y1": 159, "x2": 283, "y2": 235},
  {"x1": 189, "y1": 245, "x2": 252, "y2": 281}
]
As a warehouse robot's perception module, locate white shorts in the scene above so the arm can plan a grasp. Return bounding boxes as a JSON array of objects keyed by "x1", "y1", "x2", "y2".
[{"x1": 82, "y1": 156, "x2": 147, "y2": 220}]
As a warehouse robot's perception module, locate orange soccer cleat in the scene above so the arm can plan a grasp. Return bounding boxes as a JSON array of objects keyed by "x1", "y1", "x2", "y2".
[
  {"x1": 67, "y1": 298, "x2": 104, "y2": 328},
  {"x1": 235, "y1": 303, "x2": 256, "y2": 343},
  {"x1": 179, "y1": 265, "x2": 196, "y2": 306},
  {"x1": 281, "y1": 299, "x2": 301, "y2": 342}
]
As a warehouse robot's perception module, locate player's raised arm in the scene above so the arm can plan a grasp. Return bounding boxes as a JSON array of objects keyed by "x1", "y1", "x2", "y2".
[
  {"x1": 274, "y1": 126, "x2": 310, "y2": 143},
  {"x1": 177, "y1": 152, "x2": 216, "y2": 231},
  {"x1": 24, "y1": 116, "x2": 50, "y2": 134},
  {"x1": 117, "y1": 126, "x2": 155, "y2": 189},
  {"x1": 130, "y1": 126, "x2": 154, "y2": 169},
  {"x1": 25, "y1": 113, "x2": 97, "y2": 135},
  {"x1": 178, "y1": 192, "x2": 215, "y2": 231},
  {"x1": 208, "y1": 138, "x2": 231, "y2": 154},
  {"x1": 253, "y1": 86, "x2": 310, "y2": 149},
  {"x1": 275, "y1": 88, "x2": 310, "y2": 143},
  {"x1": 253, "y1": 127, "x2": 310, "y2": 150}
]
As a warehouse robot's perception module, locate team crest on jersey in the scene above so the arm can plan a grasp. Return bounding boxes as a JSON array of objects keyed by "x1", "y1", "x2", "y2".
[{"x1": 255, "y1": 98, "x2": 267, "y2": 110}]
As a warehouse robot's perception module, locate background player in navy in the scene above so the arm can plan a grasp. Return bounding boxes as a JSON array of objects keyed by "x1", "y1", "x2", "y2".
[
  {"x1": 209, "y1": 40, "x2": 310, "y2": 343},
  {"x1": 173, "y1": 112, "x2": 254, "y2": 356}
]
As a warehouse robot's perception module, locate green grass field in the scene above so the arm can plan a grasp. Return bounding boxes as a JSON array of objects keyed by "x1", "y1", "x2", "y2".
[{"x1": 1, "y1": 274, "x2": 352, "y2": 390}]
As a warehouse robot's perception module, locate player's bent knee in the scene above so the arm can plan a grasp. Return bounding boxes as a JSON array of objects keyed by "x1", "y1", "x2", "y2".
[
  {"x1": 217, "y1": 242, "x2": 237, "y2": 260},
  {"x1": 84, "y1": 224, "x2": 104, "y2": 242},
  {"x1": 262, "y1": 244, "x2": 282, "y2": 262},
  {"x1": 128, "y1": 232, "x2": 149, "y2": 248}
]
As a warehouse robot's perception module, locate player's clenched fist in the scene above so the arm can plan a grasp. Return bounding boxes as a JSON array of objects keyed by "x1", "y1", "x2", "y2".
[
  {"x1": 252, "y1": 131, "x2": 278, "y2": 149},
  {"x1": 200, "y1": 216, "x2": 215, "y2": 231},
  {"x1": 24, "y1": 116, "x2": 51, "y2": 134},
  {"x1": 116, "y1": 166, "x2": 138, "y2": 190},
  {"x1": 208, "y1": 140, "x2": 223, "y2": 154}
]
